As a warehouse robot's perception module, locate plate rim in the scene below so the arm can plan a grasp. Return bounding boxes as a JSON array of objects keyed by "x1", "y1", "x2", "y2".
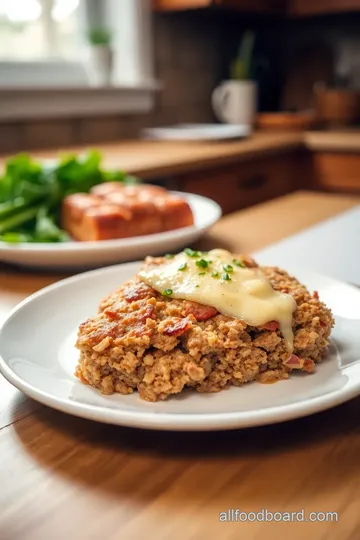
[
  {"x1": 1, "y1": 352, "x2": 360, "y2": 431},
  {"x1": 1, "y1": 265, "x2": 360, "y2": 431},
  {"x1": 141, "y1": 124, "x2": 252, "y2": 141}
]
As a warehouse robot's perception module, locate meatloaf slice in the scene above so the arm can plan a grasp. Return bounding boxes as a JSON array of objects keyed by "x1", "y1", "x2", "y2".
[
  {"x1": 74, "y1": 260, "x2": 334, "y2": 402},
  {"x1": 62, "y1": 183, "x2": 194, "y2": 241}
]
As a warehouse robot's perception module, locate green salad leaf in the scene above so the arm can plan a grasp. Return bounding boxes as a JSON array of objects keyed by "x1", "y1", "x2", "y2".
[{"x1": 0, "y1": 149, "x2": 140, "y2": 243}]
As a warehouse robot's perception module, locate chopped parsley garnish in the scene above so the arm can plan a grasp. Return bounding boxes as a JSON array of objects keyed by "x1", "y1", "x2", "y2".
[
  {"x1": 165, "y1": 253, "x2": 175, "y2": 259},
  {"x1": 198, "y1": 272, "x2": 206, "y2": 276},
  {"x1": 162, "y1": 288, "x2": 173, "y2": 296},
  {"x1": 221, "y1": 273, "x2": 231, "y2": 281},
  {"x1": 196, "y1": 259, "x2": 209, "y2": 269},
  {"x1": 211, "y1": 271, "x2": 219, "y2": 278},
  {"x1": 178, "y1": 263, "x2": 188, "y2": 271},
  {"x1": 233, "y1": 258, "x2": 245, "y2": 268},
  {"x1": 222, "y1": 264, "x2": 233, "y2": 273},
  {"x1": 184, "y1": 248, "x2": 200, "y2": 257}
]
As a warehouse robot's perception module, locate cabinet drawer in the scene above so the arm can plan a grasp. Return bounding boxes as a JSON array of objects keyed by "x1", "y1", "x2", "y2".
[
  {"x1": 180, "y1": 154, "x2": 298, "y2": 214},
  {"x1": 312, "y1": 153, "x2": 360, "y2": 193}
]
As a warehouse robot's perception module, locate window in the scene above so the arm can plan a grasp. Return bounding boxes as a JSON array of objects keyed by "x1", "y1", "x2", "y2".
[
  {"x1": 0, "y1": 0, "x2": 81, "y2": 60},
  {"x1": 0, "y1": 0, "x2": 157, "y2": 119}
]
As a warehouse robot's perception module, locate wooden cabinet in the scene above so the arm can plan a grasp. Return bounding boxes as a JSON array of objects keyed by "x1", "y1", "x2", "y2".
[
  {"x1": 153, "y1": 0, "x2": 284, "y2": 13},
  {"x1": 170, "y1": 150, "x2": 360, "y2": 211},
  {"x1": 218, "y1": 0, "x2": 285, "y2": 12},
  {"x1": 153, "y1": 0, "x2": 210, "y2": 9},
  {"x1": 154, "y1": 0, "x2": 360, "y2": 14},
  {"x1": 312, "y1": 153, "x2": 360, "y2": 192},
  {"x1": 177, "y1": 152, "x2": 307, "y2": 214},
  {"x1": 151, "y1": 145, "x2": 360, "y2": 211},
  {"x1": 288, "y1": 0, "x2": 360, "y2": 15}
]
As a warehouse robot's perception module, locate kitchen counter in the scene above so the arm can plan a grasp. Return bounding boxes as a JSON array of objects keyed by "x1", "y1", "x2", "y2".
[
  {"x1": 0, "y1": 131, "x2": 303, "y2": 179},
  {"x1": 1, "y1": 130, "x2": 360, "y2": 180},
  {"x1": 304, "y1": 130, "x2": 360, "y2": 152}
]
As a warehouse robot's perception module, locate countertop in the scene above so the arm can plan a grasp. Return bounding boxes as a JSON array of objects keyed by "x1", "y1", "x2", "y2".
[
  {"x1": 1, "y1": 191, "x2": 360, "y2": 540},
  {"x1": 303, "y1": 129, "x2": 360, "y2": 152},
  {"x1": 1, "y1": 130, "x2": 360, "y2": 180},
  {"x1": 0, "y1": 131, "x2": 303, "y2": 179}
]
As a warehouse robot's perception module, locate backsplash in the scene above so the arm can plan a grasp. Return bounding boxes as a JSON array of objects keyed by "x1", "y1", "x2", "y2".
[{"x1": 280, "y1": 12, "x2": 360, "y2": 110}]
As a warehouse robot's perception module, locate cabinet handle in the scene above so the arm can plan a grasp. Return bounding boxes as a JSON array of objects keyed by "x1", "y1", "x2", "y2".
[{"x1": 238, "y1": 174, "x2": 267, "y2": 190}]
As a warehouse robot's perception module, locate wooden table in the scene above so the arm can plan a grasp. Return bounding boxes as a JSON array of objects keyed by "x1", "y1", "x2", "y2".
[{"x1": 1, "y1": 191, "x2": 360, "y2": 540}]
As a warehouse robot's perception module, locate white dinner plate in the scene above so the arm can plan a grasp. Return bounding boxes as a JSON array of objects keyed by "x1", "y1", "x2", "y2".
[
  {"x1": 0, "y1": 192, "x2": 221, "y2": 270},
  {"x1": 141, "y1": 124, "x2": 251, "y2": 141},
  {"x1": 1, "y1": 262, "x2": 360, "y2": 431}
]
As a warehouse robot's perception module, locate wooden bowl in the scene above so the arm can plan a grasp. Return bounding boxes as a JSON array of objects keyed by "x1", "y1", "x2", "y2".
[
  {"x1": 256, "y1": 111, "x2": 317, "y2": 131},
  {"x1": 314, "y1": 87, "x2": 360, "y2": 127}
]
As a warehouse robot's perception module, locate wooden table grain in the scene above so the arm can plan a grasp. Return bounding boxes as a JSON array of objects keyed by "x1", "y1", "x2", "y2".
[{"x1": 1, "y1": 190, "x2": 360, "y2": 540}]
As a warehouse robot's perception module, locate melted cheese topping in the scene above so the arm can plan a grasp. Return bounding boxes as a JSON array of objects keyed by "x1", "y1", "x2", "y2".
[{"x1": 138, "y1": 249, "x2": 297, "y2": 351}]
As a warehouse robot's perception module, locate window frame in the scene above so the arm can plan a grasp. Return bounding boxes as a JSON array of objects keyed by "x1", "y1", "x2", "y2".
[{"x1": 0, "y1": 0, "x2": 157, "y2": 120}]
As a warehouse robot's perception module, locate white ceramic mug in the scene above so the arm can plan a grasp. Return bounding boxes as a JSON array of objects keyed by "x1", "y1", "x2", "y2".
[{"x1": 212, "y1": 80, "x2": 257, "y2": 126}]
